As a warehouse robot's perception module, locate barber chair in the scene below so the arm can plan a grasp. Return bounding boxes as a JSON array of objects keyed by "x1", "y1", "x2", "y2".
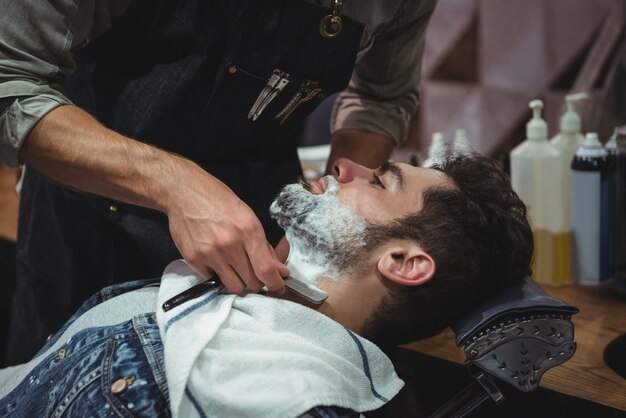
[{"x1": 429, "y1": 276, "x2": 579, "y2": 418}]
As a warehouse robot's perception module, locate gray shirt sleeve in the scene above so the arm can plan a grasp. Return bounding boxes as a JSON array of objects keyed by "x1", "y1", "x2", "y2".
[
  {"x1": 0, "y1": 0, "x2": 132, "y2": 166},
  {"x1": 331, "y1": 0, "x2": 438, "y2": 147}
]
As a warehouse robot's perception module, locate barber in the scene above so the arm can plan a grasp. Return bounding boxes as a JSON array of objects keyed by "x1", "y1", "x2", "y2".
[{"x1": 0, "y1": 0, "x2": 437, "y2": 364}]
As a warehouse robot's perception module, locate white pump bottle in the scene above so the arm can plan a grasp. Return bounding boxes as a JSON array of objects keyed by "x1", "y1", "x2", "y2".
[
  {"x1": 510, "y1": 100, "x2": 569, "y2": 285},
  {"x1": 423, "y1": 132, "x2": 446, "y2": 167},
  {"x1": 452, "y1": 129, "x2": 473, "y2": 156},
  {"x1": 551, "y1": 93, "x2": 588, "y2": 162},
  {"x1": 551, "y1": 93, "x2": 588, "y2": 230}
]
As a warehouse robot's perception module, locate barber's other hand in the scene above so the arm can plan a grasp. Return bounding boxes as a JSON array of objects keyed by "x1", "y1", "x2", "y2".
[{"x1": 166, "y1": 170, "x2": 289, "y2": 295}]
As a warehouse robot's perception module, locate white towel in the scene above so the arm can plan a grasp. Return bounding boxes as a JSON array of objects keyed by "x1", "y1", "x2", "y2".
[{"x1": 156, "y1": 260, "x2": 404, "y2": 418}]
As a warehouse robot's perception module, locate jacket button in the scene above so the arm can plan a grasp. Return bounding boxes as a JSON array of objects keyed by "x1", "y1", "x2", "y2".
[
  {"x1": 109, "y1": 204, "x2": 118, "y2": 212},
  {"x1": 110, "y1": 378, "x2": 128, "y2": 395}
]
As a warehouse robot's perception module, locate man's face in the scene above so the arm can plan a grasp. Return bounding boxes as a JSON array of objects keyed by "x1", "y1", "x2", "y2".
[
  {"x1": 270, "y1": 173, "x2": 369, "y2": 280},
  {"x1": 312, "y1": 158, "x2": 452, "y2": 222},
  {"x1": 270, "y1": 158, "x2": 452, "y2": 278}
]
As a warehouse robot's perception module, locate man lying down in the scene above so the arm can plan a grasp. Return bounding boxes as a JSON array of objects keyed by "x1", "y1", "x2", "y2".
[{"x1": 0, "y1": 153, "x2": 533, "y2": 418}]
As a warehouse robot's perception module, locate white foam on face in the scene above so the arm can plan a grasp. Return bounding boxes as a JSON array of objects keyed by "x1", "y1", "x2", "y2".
[{"x1": 270, "y1": 176, "x2": 367, "y2": 284}]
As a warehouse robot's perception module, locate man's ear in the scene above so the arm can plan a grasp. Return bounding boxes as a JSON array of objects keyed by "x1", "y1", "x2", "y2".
[{"x1": 376, "y1": 246, "x2": 435, "y2": 286}]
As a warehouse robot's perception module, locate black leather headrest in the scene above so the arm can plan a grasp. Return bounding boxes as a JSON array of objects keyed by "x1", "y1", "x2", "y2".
[{"x1": 451, "y1": 276, "x2": 579, "y2": 346}]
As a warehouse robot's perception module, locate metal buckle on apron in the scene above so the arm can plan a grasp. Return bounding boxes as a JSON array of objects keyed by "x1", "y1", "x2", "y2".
[
  {"x1": 275, "y1": 79, "x2": 321, "y2": 125},
  {"x1": 248, "y1": 69, "x2": 290, "y2": 121},
  {"x1": 319, "y1": 0, "x2": 345, "y2": 39}
]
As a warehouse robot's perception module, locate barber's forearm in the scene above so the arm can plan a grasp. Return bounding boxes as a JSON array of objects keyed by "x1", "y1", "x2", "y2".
[
  {"x1": 18, "y1": 104, "x2": 203, "y2": 213},
  {"x1": 326, "y1": 128, "x2": 395, "y2": 172}
]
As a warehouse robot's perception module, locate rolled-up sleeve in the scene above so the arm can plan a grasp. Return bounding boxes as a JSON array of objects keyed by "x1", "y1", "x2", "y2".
[
  {"x1": 0, "y1": 0, "x2": 131, "y2": 166},
  {"x1": 331, "y1": 0, "x2": 438, "y2": 147},
  {"x1": 0, "y1": 92, "x2": 71, "y2": 166}
]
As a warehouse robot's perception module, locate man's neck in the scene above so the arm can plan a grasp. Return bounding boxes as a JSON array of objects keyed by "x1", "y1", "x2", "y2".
[
  {"x1": 275, "y1": 289, "x2": 324, "y2": 310},
  {"x1": 276, "y1": 238, "x2": 386, "y2": 337}
]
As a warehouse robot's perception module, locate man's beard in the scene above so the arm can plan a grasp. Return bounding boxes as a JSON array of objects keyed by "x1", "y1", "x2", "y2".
[{"x1": 270, "y1": 176, "x2": 369, "y2": 280}]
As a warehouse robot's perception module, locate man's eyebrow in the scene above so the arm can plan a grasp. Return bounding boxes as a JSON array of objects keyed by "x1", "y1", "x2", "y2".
[{"x1": 380, "y1": 161, "x2": 404, "y2": 190}]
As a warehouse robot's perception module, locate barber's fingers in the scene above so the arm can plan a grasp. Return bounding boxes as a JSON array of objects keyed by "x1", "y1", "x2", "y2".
[
  {"x1": 177, "y1": 228, "x2": 281, "y2": 294},
  {"x1": 205, "y1": 239, "x2": 272, "y2": 294},
  {"x1": 210, "y1": 258, "x2": 249, "y2": 295},
  {"x1": 193, "y1": 265, "x2": 216, "y2": 281},
  {"x1": 269, "y1": 242, "x2": 290, "y2": 278},
  {"x1": 243, "y1": 239, "x2": 287, "y2": 294},
  {"x1": 228, "y1": 245, "x2": 266, "y2": 293},
  {"x1": 263, "y1": 243, "x2": 290, "y2": 296},
  {"x1": 188, "y1": 256, "x2": 251, "y2": 296},
  {"x1": 199, "y1": 243, "x2": 288, "y2": 295}
]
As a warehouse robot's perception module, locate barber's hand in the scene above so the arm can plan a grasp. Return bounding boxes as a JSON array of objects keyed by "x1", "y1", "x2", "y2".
[
  {"x1": 167, "y1": 172, "x2": 289, "y2": 295},
  {"x1": 18, "y1": 104, "x2": 288, "y2": 292},
  {"x1": 326, "y1": 129, "x2": 395, "y2": 172}
]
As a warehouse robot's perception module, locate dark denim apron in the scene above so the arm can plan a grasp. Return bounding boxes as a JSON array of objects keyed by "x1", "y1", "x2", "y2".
[{"x1": 7, "y1": 0, "x2": 363, "y2": 364}]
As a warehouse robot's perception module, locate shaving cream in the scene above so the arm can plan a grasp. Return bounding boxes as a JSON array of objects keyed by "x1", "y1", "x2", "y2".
[{"x1": 270, "y1": 176, "x2": 367, "y2": 284}]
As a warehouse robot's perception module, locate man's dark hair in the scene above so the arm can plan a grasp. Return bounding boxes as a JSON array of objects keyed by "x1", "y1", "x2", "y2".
[{"x1": 362, "y1": 153, "x2": 533, "y2": 346}]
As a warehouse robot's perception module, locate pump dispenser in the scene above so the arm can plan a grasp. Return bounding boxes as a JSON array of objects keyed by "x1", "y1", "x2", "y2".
[
  {"x1": 511, "y1": 100, "x2": 569, "y2": 285},
  {"x1": 526, "y1": 100, "x2": 548, "y2": 139},
  {"x1": 552, "y1": 93, "x2": 587, "y2": 160},
  {"x1": 423, "y1": 132, "x2": 446, "y2": 167},
  {"x1": 549, "y1": 93, "x2": 588, "y2": 263},
  {"x1": 452, "y1": 129, "x2": 473, "y2": 156}
]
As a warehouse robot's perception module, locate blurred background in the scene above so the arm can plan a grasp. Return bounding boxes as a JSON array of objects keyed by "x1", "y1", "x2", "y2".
[
  {"x1": 411, "y1": 0, "x2": 625, "y2": 161},
  {"x1": 301, "y1": 0, "x2": 626, "y2": 166}
]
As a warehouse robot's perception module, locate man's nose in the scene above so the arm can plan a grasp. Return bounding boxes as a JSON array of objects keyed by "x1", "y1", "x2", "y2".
[{"x1": 331, "y1": 158, "x2": 373, "y2": 183}]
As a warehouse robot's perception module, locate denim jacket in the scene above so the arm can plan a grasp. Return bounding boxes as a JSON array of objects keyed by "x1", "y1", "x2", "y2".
[{"x1": 0, "y1": 280, "x2": 360, "y2": 418}]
